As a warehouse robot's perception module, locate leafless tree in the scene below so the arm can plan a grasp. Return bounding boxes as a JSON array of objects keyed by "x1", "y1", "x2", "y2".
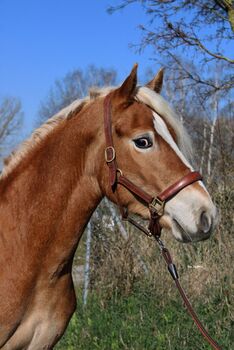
[
  {"x1": 155, "y1": 61, "x2": 233, "y2": 187},
  {"x1": 0, "y1": 97, "x2": 23, "y2": 161},
  {"x1": 108, "y1": 0, "x2": 234, "y2": 97},
  {"x1": 38, "y1": 65, "x2": 117, "y2": 123}
]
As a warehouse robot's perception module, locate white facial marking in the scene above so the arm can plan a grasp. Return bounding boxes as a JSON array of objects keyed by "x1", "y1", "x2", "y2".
[
  {"x1": 153, "y1": 111, "x2": 210, "y2": 197},
  {"x1": 153, "y1": 112, "x2": 193, "y2": 170}
]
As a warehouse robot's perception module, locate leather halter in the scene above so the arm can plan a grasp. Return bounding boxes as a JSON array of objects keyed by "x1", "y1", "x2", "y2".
[
  {"x1": 103, "y1": 93, "x2": 222, "y2": 350},
  {"x1": 103, "y1": 93, "x2": 202, "y2": 237}
]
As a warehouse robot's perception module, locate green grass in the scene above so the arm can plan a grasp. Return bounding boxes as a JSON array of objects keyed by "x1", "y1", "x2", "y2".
[{"x1": 56, "y1": 285, "x2": 232, "y2": 350}]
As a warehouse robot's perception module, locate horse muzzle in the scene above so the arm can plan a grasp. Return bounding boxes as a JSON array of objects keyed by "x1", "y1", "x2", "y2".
[{"x1": 163, "y1": 185, "x2": 218, "y2": 243}]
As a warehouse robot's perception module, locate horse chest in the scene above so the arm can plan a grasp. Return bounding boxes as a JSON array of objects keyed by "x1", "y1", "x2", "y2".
[{"x1": 0, "y1": 275, "x2": 76, "y2": 350}]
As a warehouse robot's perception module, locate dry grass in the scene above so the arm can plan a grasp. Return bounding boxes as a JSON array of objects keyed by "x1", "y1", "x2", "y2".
[{"x1": 89, "y1": 185, "x2": 233, "y2": 313}]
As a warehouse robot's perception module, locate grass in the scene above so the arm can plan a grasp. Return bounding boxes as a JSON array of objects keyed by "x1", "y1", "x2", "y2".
[{"x1": 56, "y1": 283, "x2": 232, "y2": 350}]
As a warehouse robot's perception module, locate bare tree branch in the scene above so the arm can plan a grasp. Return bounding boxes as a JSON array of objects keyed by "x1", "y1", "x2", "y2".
[
  {"x1": 0, "y1": 97, "x2": 23, "y2": 159},
  {"x1": 166, "y1": 21, "x2": 234, "y2": 64},
  {"x1": 38, "y1": 65, "x2": 117, "y2": 123},
  {"x1": 108, "y1": 0, "x2": 234, "y2": 95}
]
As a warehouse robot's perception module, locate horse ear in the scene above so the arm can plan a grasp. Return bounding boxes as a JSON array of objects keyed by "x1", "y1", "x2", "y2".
[
  {"x1": 146, "y1": 68, "x2": 164, "y2": 93},
  {"x1": 114, "y1": 64, "x2": 138, "y2": 101}
]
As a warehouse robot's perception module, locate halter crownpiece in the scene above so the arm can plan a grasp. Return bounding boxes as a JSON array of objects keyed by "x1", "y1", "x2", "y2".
[{"x1": 103, "y1": 93, "x2": 222, "y2": 350}]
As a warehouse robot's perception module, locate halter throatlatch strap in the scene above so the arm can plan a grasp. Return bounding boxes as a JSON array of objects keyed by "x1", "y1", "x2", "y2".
[{"x1": 103, "y1": 93, "x2": 222, "y2": 350}]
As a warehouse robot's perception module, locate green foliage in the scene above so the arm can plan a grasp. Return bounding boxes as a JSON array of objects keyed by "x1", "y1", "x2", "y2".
[{"x1": 56, "y1": 283, "x2": 232, "y2": 350}]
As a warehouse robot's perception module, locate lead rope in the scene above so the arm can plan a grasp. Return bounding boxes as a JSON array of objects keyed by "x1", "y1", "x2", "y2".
[
  {"x1": 152, "y1": 236, "x2": 222, "y2": 350},
  {"x1": 116, "y1": 211, "x2": 222, "y2": 349},
  {"x1": 121, "y1": 215, "x2": 222, "y2": 349}
]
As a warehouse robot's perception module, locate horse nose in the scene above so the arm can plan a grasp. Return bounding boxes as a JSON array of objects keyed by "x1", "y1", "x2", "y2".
[{"x1": 199, "y1": 211, "x2": 212, "y2": 234}]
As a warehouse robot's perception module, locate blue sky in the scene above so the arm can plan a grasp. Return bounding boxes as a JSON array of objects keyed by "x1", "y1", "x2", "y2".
[{"x1": 0, "y1": 0, "x2": 155, "y2": 134}]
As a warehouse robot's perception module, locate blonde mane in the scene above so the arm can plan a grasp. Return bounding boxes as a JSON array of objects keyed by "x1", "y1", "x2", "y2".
[{"x1": 0, "y1": 85, "x2": 192, "y2": 181}]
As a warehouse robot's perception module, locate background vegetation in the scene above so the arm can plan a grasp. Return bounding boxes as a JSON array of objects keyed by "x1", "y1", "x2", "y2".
[
  {"x1": 0, "y1": 1, "x2": 233, "y2": 349},
  {"x1": 54, "y1": 184, "x2": 233, "y2": 349}
]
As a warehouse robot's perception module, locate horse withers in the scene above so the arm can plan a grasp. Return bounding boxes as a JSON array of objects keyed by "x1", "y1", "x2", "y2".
[{"x1": 0, "y1": 65, "x2": 217, "y2": 349}]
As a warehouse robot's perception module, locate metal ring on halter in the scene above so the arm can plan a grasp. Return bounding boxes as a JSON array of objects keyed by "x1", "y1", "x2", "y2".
[
  {"x1": 116, "y1": 168, "x2": 123, "y2": 176},
  {"x1": 105, "y1": 146, "x2": 116, "y2": 163}
]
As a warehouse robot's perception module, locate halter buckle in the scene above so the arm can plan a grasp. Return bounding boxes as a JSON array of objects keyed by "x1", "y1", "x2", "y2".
[
  {"x1": 105, "y1": 146, "x2": 116, "y2": 163},
  {"x1": 149, "y1": 197, "x2": 165, "y2": 216}
]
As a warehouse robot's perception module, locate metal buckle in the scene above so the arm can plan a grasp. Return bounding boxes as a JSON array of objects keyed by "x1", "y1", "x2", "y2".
[
  {"x1": 149, "y1": 197, "x2": 165, "y2": 216},
  {"x1": 105, "y1": 146, "x2": 116, "y2": 163}
]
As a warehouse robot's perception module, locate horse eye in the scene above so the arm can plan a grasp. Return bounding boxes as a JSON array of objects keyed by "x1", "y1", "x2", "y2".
[{"x1": 133, "y1": 136, "x2": 153, "y2": 149}]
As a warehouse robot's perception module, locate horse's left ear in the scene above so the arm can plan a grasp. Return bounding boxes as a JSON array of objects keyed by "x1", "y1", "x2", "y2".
[
  {"x1": 146, "y1": 68, "x2": 164, "y2": 93},
  {"x1": 114, "y1": 64, "x2": 138, "y2": 102}
]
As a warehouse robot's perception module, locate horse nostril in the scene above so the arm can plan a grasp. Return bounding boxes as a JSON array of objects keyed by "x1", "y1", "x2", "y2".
[{"x1": 200, "y1": 211, "x2": 212, "y2": 234}]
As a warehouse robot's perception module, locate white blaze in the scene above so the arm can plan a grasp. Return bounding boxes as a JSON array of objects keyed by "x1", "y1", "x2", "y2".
[
  {"x1": 153, "y1": 111, "x2": 193, "y2": 170},
  {"x1": 153, "y1": 111, "x2": 208, "y2": 193}
]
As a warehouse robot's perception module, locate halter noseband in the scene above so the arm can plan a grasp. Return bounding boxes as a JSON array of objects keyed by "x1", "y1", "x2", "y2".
[{"x1": 103, "y1": 93, "x2": 202, "y2": 238}]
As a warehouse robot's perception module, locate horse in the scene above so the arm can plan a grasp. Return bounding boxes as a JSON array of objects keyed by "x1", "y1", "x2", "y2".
[{"x1": 0, "y1": 65, "x2": 217, "y2": 349}]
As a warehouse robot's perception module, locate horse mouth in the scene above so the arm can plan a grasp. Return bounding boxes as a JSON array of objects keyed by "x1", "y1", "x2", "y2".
[
  {"x1": 172, "y1": 218, "x2": 193, "y2": 243},
  {"x1": 172, "y1": 218, "x2": 212, "y2": 243}
]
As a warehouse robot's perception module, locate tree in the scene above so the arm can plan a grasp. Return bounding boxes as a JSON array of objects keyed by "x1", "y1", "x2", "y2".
[
  {"x1": 0, "y1": 97, "x2": 23, "y2": 161},
  {"x1": 216, "y1": 0, "x2": 234, "y2": 31},
  {"x1": 38, "y1": 65, "x2": 117, "y2": 123},
  {"x1": 108, "y1": 0, "x2": 234, "y2": 97}
]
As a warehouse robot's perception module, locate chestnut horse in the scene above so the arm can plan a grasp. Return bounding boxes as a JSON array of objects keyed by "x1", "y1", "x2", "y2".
[{"x1": 0, "y1": 65, "x2": 217, "y2": 349}]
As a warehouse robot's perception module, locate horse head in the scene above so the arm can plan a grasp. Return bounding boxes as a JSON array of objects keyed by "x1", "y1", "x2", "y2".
[{"x1": 101, "y1": 65, "x2": 218, "y2": 243}]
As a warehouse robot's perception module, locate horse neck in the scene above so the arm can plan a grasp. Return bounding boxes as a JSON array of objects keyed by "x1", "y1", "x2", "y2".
[{"x1": 0, "y1": 99, "x2": 105, "y2": 267}]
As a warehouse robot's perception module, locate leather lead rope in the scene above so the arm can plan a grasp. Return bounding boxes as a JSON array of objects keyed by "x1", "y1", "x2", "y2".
[
  {"x1": 103, "y1": 93, "x2": 222, "y2": 349},
  {"x1": 155, "y1": 237, "x2": 222, "y2": 350}
]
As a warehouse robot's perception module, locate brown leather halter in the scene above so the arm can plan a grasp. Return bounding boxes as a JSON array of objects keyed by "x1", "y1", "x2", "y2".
[
  {"x1": 103, "y1": 93, "x2": 222, "y2": 350},
  {"x1": 104, "y1": 93, "x2": 202, "y2": 238}
]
